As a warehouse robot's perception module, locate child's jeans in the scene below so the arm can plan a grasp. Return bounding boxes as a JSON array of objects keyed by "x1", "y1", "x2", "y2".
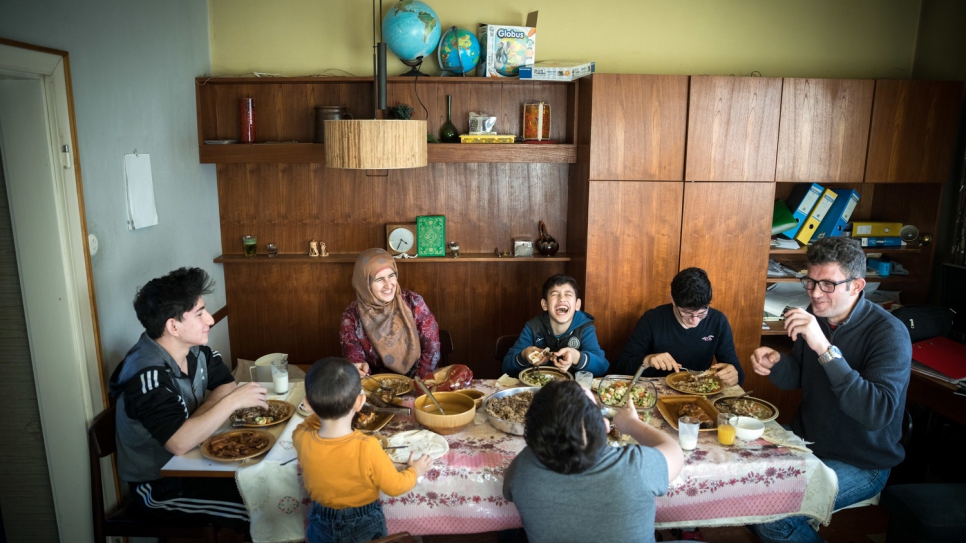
[{"x1": 306, "y1": 500, "x2": 388, "y2": 543}]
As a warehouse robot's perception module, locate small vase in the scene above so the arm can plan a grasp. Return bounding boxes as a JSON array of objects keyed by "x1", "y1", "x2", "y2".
[{"x1": 439, "y1": 95, "x2": 460, "y2": 143}]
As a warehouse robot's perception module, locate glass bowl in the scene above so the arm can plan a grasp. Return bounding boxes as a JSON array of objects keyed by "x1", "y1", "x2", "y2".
[{"x1": 597, "y1": 376, "x2": 657, "y2": 419}]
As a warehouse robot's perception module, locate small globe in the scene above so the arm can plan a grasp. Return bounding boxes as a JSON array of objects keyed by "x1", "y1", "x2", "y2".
[
  {"x1": 438, "y1": 27, "x2": 480, "y2": 75},
  {"x1": 382, "y1": 0, "x2": 441, "y2": 73}
]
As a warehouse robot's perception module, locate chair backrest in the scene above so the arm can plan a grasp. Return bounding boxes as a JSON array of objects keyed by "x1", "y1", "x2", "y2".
[
  {"x1": 438, "y1": 329, "x2": 454, "y2": 366},
  {"x1": 88, "y1": 404, "x2": 117, "y2": 542},
  {"x1": 494, "y1": 335, "x2": 518, "y2": 362}
]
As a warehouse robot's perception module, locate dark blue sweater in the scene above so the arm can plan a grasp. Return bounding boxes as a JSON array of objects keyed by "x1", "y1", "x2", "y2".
[
  {"x1": 767, "y1": 293, "x2": 911, "y2": 470},
  {"x1": 614, "y1": 304, "x2": 744, "y2": 385}
]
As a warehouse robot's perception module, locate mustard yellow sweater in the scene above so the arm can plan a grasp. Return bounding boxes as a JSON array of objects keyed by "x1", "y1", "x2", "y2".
[{"x1": 293, "y1": 415, "x2": 417, "y2": 508}]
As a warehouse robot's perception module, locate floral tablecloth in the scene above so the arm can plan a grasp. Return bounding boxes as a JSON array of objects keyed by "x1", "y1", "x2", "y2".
[{"x1": 237, "y1": 379, "x2": 837, "y2": 541}]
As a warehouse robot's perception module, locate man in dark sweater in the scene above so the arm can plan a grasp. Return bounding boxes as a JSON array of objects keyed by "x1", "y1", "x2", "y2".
[
  {"x1": 614, "y1": 267, "x2": 743, "y2": 386},
  {"x1": 750, "y1": 237, "x2": 911, "y2": 543}
]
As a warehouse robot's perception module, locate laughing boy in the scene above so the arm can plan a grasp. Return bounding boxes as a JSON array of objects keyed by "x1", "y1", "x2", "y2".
[{"x1": 502, "y1": 274, "x2": 609, "y2": 377}]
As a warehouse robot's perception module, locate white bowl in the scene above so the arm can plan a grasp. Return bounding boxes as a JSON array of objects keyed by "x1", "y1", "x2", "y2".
[{"x1": 734, "y1": 416, "x2": 765, "y2": 441}]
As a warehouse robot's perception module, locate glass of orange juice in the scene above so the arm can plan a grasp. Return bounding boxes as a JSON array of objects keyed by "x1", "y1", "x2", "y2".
[{"x1": 717, "y1": 413, "x2": 738, "y2": 446}]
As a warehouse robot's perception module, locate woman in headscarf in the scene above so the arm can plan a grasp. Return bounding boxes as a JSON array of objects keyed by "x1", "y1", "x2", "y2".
[{"x1": 340, "y1": 248, "x2": 440, "y2": 379}]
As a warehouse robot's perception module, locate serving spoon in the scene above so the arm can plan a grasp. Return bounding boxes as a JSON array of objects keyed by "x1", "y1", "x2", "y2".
[
  {"x1": 621, "y1": 363, "x2": 648, "y2": 407},
  {"x1": 415, "y1": 379, "x2": 446, "y2": 415}
]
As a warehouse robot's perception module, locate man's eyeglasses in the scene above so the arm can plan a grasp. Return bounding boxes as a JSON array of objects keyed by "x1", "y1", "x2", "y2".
[
  {"x1": 800, "y1": 277, "x2": 853, "y2": 293},
  {"x1": 677, "y1": 307, "x2": 709, "y2": 319}
]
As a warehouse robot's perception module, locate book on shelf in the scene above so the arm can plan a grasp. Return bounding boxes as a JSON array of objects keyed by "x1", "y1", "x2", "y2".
[
  {"x1": 780, "y1": 183, "x2": 824, "y2": 239},
  {"x1": 794, "y1": 188, "x2": 837, "y2": 245},
  {"x1": 518, "y1": 60, "x2": 595, "y2": 81},
  {"x1": 859, "y1": 237, "x2": 904, "y2": 247}
]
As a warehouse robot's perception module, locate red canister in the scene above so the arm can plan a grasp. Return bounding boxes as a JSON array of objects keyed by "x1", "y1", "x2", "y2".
[{"x1": 239, "y1": 98, "x2": 255, "y2": 143}]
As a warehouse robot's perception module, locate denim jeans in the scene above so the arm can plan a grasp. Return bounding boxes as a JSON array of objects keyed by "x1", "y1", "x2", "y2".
[
  {"x1": 750, "y1": 459, "x2": 890, "y2": 543},
  {"x1": 306, "y1": 500, "x2": 387, "y2": 543}
]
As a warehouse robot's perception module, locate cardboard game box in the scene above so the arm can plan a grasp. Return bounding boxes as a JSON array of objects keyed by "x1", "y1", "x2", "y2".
[
  {"x1": 519, "y1": 60, "x2": 596, "y2": 81},
  {"x1": 478, "y1": 12, "x2": 537, "y2": 78}
]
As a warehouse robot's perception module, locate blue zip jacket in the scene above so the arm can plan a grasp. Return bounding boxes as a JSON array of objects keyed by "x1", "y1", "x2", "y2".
[{"x1": 502, "y1": 310, "x2": 609, "y2": 377}]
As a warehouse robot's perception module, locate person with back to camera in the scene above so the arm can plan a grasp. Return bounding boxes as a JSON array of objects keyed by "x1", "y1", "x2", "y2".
[
  {"x1": 749, "y1": 237, "x2": 911, "y2": 543},
  {"x1": 501, "y1": 274, "x2": 609, "y2": 377},
  {"x1": 294, "y1": 357, "x2": 433, "y2": 543},
  {"x1": 614, "y1": 267, "x2": 744, "y2": 387},
  {"x1": 340, "y1": 248, "x2": 440, "y2": 379},
  {"x1": 109, "y1": 267, "x2": 268, "y2": 531},
  {"x1": 503, "y1": 380, "x2": 684, "y2": 543}
]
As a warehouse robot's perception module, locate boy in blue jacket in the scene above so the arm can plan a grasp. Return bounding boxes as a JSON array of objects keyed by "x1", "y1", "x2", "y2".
[{"x1": 502, "y1": 274, "x2": 608, "y2": 377}]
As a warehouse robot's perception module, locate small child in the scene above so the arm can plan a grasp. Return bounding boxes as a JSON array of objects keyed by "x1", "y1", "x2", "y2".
[
  {"x1": 501, "y1": 274, "x2": 609, "y2": 377},
  {"x1": 294, "y1": 357, "x2": 432, "y2": 543}
]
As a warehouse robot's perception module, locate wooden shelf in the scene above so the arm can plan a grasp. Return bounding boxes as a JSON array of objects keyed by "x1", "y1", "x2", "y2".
[
  {"x1": 769, "y1": 245, "x2": 922, "y2": 255},
  {"x1": 214, "y1": 253, "x2": 573, "y2": 264},
  {"x1": 199, "y1": 142, "x2": 576, "y2": 164}
]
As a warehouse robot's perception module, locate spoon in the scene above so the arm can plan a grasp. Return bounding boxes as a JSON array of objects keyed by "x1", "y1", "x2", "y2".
[
  {"x1": 621, "y1": 363, "x2": 648, "y2": 407},
  {"x1": 414, "y1": 379, "x2": 446, "y2": 415}
]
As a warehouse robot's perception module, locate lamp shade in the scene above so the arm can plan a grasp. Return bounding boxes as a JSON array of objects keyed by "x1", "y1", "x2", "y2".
[{"x1": 324, "y1": 119, "x2": 427, "y2": 169}]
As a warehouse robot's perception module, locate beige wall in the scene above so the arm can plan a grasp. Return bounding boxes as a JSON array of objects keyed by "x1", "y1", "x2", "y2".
[{"x1": 210, "y1": 0, "x2": 926, "y2": 79}]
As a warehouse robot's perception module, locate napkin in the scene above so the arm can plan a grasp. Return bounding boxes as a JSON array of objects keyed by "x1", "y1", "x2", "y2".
[
  {"x1": 496, "y1": 374, "x2": 520, "y2": 387},
  {"x1": 761, "y1": 426, "x2": 813, "y2": 453}
]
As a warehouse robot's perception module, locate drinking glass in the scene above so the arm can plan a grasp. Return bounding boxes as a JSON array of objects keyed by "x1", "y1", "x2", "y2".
[
  {"x1": 271, "y1": 359, "x2": 289, "y2": 394},
  {"x1": 678, "y1": 416, "x2": 700, "y2": 450},
  {"x1": 575, "y1": 371, "x2": 593, "y2": 389},
  {"x1": 266, "y1": 242, "x2": 278, "y2": 258},
  {"x1": 242, "y1": 235, "x2": 257, "y2": 257},
  {"x1": 717, "y1": 413, "x2": 738, "y2": 446}
]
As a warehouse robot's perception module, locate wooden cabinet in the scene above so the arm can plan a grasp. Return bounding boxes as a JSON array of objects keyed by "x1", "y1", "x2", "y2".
[
  {"x1": 686, "y1": 76, "x2": 782, "y2": 182},
  {"x1": 586, "y1": 74, "x2": 688, "y2": 181},
  {"x1": 776, "y1": 78, "x2": 874, "y2": 183},
  {"x1": 865, "y1": 80, "x2": 963, "y2": 183}
]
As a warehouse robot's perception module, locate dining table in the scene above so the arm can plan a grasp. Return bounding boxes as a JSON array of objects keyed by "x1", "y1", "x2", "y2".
[{"x1": 165, "y1": 377, "x2": 838, "y2": 543}]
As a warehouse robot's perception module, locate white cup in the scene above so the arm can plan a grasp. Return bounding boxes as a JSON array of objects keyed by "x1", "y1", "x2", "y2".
[
  {"x1": 271, "y1": 359, "x2": 289, "y2": 394},
  {"x1": 678, "y1": 416, "x2": 700, "y2": 450},
  {"x1": 575, "y1": 371, "x2": 593, "y2": 389}
]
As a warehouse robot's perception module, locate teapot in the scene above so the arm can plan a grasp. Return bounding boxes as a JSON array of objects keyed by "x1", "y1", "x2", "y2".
[{"x1": 536, "y1": 221, "x2": 559, "y2": 257}]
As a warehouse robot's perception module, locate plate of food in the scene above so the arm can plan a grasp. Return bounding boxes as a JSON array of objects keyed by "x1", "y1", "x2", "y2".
[
  {"x1": 713, "y1": 395, "x2": 779, "y2": 423},
  {"x1": 231, "y1": 399, "x2": 295, "y2": 427},
  {"x1": 665, "y1": 370, "x2": 723, "y2": 396},
  {"x1": 352, "y1": 403, "x2": 393, "y2": 434},
  {"x1": 363, "y1": 374, "x2": 413, "y2": 396},
  {"x1": 656, "y1": 395, "x2": 719, "y2": 432},
  {"x1": 484, "y1": 387, "x2": 539, "y2": 435},
  {"x1": 519, "y1": 366, "x2": 572, "y2": 387},
  {"x1": 201, "y1": 429, "x2": 276, "y2": 462}
]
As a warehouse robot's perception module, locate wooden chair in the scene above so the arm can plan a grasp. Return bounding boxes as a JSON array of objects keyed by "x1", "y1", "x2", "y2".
[
  {"x1": 368, "y1": 532, "x2": 423, "y2": 543},
  {"x1": 88, "y1": 405, "x2": 219, "y2": 543},
  {"x1": 494, "y1": 335, "x2": 518, "y2": 362},
  {"x1": 438, "y1": 329, "x2": 454, "y2": 366}
]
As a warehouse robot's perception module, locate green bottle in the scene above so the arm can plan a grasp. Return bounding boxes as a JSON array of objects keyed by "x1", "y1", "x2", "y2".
[{"x1": 439, "y1": 95, "x2": 460, "y2": 143}]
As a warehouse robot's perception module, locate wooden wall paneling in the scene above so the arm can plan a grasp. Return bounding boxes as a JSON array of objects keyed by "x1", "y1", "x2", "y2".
[
  {"x1": 685, "y1": 76, "x2": 782, "y2": 182},
  {"x1": 865, "y1": 80, "x2": 964, "y2": 183},
  {"x1": 566, "y1": 161, "x2": 590, "y2": 289},
  {"x1": 584, "y1": 181, "x2": 684, "y2": 357},
  {"x1": 678, "y1": 182, "x2": 775, "y2": 405},
  {"x1": 776, "y1": 79, "x2": 874, "y2": 184},
  {"x1": 588, "y1": 74, "x2": 689, "y2": 181},
  {"x1": 387, "y1": 80, "x2": 439, "y2": 132}
]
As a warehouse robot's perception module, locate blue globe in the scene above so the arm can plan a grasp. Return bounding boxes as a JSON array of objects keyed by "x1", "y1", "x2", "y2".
[
  {"x1": 382, "y1": 1, "x2": 441, "y2": 66},
  {"x1": 438, "y1": 27, "x2": 480, "y2": 74}
]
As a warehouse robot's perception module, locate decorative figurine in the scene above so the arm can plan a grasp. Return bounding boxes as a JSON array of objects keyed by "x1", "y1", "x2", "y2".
[
  {"x1": 447, "y1": 241, "x2": 460, "y2": 258},
  {"x1": 309, "y1": 239, "x2": 320, "y2": 257},
  {"x1": 319, "y1": 241, "x2": 328, "y2": 257}
]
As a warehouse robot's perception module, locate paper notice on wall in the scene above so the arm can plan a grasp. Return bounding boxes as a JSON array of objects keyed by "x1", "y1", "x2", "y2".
[{"x1": 124, "y1": 153, "x2": 158, "y2": 230}]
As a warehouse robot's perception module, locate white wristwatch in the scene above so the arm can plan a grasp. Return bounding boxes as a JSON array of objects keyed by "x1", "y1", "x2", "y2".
[{"x1": 817, "y1": 345, "x2": 842, "y2": 365}]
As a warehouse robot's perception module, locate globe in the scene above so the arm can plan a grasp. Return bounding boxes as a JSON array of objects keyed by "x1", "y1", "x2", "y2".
[
  {"x1": 438, "y1": 27, "x2": 480, "y2": 75},
  {"x1": 382, "y1": 0, "x2": 441, "y2": 75}
]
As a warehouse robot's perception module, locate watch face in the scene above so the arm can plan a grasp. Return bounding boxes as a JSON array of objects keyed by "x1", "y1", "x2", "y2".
[{"x1": 388, "y1": 227, "x2": 415, "y2": 254}]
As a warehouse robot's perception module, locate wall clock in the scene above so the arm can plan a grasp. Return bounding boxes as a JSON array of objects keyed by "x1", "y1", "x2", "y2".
[{"x1": 386, "y1": 223, "x2": 417, "y2": 256}]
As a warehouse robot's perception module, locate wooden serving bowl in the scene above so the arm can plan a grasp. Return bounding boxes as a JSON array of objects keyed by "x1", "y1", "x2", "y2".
[{"x1": 413, "y1": 391, "x2": 476, "y2": 435}]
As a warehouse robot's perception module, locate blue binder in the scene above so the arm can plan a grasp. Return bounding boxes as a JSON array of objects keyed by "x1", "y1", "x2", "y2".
[
  {"x1": 780, "y1": 183, "x2": 824, "y2": 239},
  {"x1": 814, "y1": 189, "x2": 860, "y2": 240}
]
